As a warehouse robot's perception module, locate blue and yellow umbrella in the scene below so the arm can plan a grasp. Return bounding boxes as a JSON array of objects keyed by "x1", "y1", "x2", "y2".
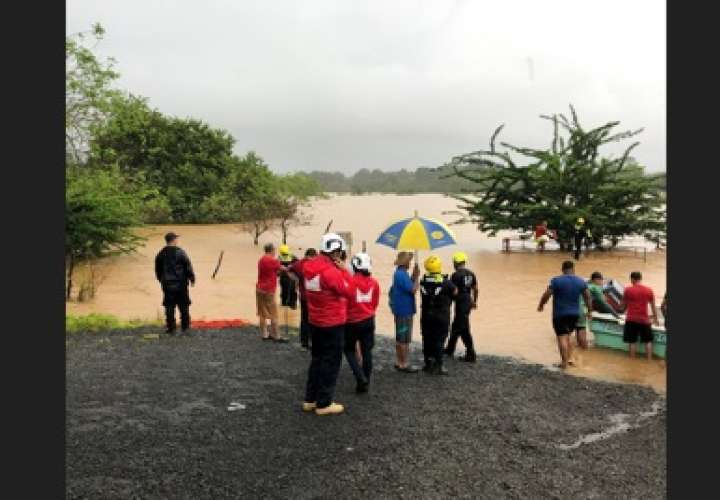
[{"x1": 376, "y1": 212, "x2": 457, "y2": 250}]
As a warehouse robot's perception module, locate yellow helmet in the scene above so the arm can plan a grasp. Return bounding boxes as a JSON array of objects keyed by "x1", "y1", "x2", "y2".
[
  {"x1": 452, "y1": 251, "x2": 468, "y2": 264},
  {"x1": 279, "y1": 244, "x2": 290, "y2": 256},
  {"x1": 577, "y1": 217, "x2": 585, "y2": 224},
  {"x1": 424, "y1": 255, "x2": 442, "y2": 274}
]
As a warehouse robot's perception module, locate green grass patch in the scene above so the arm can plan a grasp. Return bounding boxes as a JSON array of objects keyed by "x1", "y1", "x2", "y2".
[{"x1": 66, "y1": 313, "x2": 160, "y2": 333}]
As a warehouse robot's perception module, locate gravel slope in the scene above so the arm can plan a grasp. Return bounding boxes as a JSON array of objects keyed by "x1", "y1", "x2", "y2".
[{"x1": 66, "y1": 327, "x2": 666, "y2": 499}]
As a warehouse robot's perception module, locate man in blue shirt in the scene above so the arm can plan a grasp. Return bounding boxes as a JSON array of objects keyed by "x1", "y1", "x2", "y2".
[
  {"x1": 389, "y1": 251, "x2": 420, "y2": 373},
  {"x1": 537, "y1": 260, "x2": 593, "y2": 369}
]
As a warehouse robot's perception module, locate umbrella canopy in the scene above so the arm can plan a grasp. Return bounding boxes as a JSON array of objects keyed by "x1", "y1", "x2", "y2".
[{"x1": 376, "y1": 214, "x2": 457, "y2": 250}]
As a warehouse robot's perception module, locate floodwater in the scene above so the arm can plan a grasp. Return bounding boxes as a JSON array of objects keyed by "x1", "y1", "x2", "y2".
[{"x1": 67, "y1": 194, "x2": 667, "y2": 393}]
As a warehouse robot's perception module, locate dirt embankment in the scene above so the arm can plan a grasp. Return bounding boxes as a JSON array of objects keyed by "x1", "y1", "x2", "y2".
[{"x1": 67, "y1": 327, "x2": 666, "y2": 499}]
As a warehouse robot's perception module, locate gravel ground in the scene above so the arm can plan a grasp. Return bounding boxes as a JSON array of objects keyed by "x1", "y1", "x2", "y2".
[{"x1": 66, "y1": 326, "x2": 666, "y2": 499}]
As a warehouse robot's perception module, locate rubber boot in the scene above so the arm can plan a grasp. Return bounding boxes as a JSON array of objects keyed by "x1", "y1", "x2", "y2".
[{"x1": 422, "y1": 358, "x2": 435, "y2": 373}]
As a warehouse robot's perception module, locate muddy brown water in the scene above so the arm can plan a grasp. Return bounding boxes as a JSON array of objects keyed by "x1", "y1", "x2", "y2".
[{"x1": 67, "y1": 193, "x2": 666, "y2": 393}]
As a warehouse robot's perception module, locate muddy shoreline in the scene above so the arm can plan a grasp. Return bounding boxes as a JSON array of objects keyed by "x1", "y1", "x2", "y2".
[{"x1": 67, "y1": 326, "x2": 666, "y2": 499}]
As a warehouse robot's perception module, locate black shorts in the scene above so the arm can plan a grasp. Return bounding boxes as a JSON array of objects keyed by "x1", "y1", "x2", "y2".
[
  {"x1": 552, "y1": 315, "x2": 579, "y2": 336},
  {"x1": 623, "y1": 321, "x2": 653, "y2": 343}
]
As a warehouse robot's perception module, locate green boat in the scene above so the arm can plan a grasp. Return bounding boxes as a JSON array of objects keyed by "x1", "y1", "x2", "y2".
[{"x1": 590, "y1": 313, "x2": 667, "y2": 359}]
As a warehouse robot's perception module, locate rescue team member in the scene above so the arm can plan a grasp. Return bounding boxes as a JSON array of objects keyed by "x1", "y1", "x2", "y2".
[
  {"x1": 537, "y1": 261, "x2": 592, "y2": 370},
  {"x1": 619, "y1": 271, "x2": 660, "y2": 360},
  {"x1": 343, "y1": 253, "x2": 380, "y2": 394},
  {"x1": 389, "y1": 252, "x2": 421, "y2": 373},
  {"x1": 444, "y1": 252, "x2": 478, "y2": 362},
  {"x1": 572, "y1": 217, "x2": 591, "y2": 261},
  {"x1": 278, "y1": 244, "x2": 299, "y2": 310},
  {"x1": 575, "y1": 271, "x2": 620, "y2": 349},
  {"x1": 289, "y1": 248, "x2": 317, "y2": 351},
  {"x1": 419, "y1": 255, "x2": 457, "y2": 375},
  {"x1": 256, "y1": 243, "x2": 288, "y2": 342},
  {"x1": 302, "y1": 233, "x2": 355, "y2": 416},
  {"x1": 155, "y1": 232, "x2": 196, "y2": 335}
]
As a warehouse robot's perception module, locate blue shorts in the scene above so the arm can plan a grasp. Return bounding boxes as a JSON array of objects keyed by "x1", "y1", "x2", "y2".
[{"x1": 394, "y1": 316, "x2": 413, "y2": 344}]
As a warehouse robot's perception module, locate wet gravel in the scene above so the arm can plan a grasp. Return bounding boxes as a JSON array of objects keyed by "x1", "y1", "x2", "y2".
[{"x1": 67, "y1": 326, "x2": 666, "y2": 499}]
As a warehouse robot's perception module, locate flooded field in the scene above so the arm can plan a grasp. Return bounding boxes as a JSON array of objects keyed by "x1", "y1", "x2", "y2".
[{"x1": 67, "y1": 193, "x2": 666, "y2": 392}]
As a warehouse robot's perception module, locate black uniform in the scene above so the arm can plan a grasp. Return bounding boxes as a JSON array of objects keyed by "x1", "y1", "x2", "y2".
[
  {"x1": 445, "y1": 268, "x2": 477, "y2": 361},
  {"x1": 573, "y1": 225, "x2": 591, "y2": 260},
  {"x1": 154, "y1": 246, "x2": 195, "y2": 333},
  {"x1": 419, "y1": 273, "x2": 457, "y2": 371},
  {"x1": 279, "y1": 255, "x2": 299, "y2": 309}
]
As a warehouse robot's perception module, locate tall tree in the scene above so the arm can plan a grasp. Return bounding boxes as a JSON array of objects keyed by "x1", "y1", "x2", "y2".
[
  {"x1": 273, "y1": 173, "x2": 324, "y2": 243},
  {"x1": 446, "y1": 106, "x2": 666, "y2": 249}
]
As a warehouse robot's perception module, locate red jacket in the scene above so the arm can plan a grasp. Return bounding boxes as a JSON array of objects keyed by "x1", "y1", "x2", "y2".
[
  {"x1": 302, "y1": 254, "x2": 355, "y2": 327},
  {"x1": 289, "y1": 257, "x2": 311, "y2": 300},
  {"x1": 347, "y1": 273, "x2": 380, "y2": 324}
]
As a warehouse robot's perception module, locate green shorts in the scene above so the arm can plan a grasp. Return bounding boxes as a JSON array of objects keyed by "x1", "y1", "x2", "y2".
[{"x1": 394, "y1": 316, "x2": 413, "y2": 344}]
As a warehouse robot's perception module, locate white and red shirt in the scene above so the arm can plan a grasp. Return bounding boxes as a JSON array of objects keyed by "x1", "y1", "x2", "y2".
[
  {"x1": 302, "y1": 254, "x2": 355, "y2": 327},
  {"x1": 347, "y1": 273, "x2": 380, "y2": 324}
]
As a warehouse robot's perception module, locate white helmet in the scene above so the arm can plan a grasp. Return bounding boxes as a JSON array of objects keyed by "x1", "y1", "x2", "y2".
[
  {"x1": 320, "y1": 233, "x2": 347, "y2": 253},
  {"x1": 351, "y1": 252, "x2": 372, "y2": 272}
]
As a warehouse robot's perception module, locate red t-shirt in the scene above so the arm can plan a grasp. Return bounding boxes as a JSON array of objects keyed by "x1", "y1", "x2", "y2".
[
  {"x1": 535, "y1": 225, "x2": 547, "y2": 238},
  {"x1": 256, "y1": 254, "x2": 281, "y2": 294},
  {"x1": 624, "y1": 284, "x2": 655, "y2": 324}
]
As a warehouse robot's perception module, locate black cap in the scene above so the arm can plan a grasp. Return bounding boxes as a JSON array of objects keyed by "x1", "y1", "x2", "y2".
[{"x1": 165, "y1": 232, "x2": 179, "y2": 243}]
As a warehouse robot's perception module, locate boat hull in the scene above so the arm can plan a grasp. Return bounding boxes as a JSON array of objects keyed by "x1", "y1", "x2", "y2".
[{"x1": 590, "y1": 314, "x2": 667, "y2": 359}]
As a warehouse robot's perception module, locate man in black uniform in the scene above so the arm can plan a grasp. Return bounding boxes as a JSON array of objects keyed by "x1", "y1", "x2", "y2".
[
  {"x1": 154, "y1": 232, "x2": 195, "y2": 335},
  {"x1": 572, "y1": 217, "x2": 591, "y2": 260},
  {"x1": 444, "y1": 252, "x2": 478, "y2": 362},
  {"x1": 419, "y1": 255, "x2": 457, "y2": 375}
]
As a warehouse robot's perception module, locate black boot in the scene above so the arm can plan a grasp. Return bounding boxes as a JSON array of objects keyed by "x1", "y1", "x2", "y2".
[
  {"x1": 356, "y1": 380, "x2": 369, "y2": 394},
  {"x1": 422, "y1": 358, "x2": 435, "y2": 373},
  {"x1": 459, "y1": 351, "x2": 477, "y2": 363},
  {"x1": 434, "y1": 361, "x2": 449, "y2": 375}
]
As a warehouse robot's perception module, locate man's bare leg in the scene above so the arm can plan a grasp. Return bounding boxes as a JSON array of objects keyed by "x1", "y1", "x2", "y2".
[
  {"x1": 259, "y1": 316, "x2": 268, "y2": 338},
  {"x1": 645, "y1": 342, "x2": 653, "y2": 360},
  {"x1": 576, "y1": 329, "x2": 588, "y2": 349},
  {"x1": 629, "y1": 343, "x2": 636, "y2": 358},
  {"x1": 269, "y1": 319, "x2": 279, "y2": 339},
  {"x1": 395, "y1": 342, "x2": 404, "y2": 367},
  {"x1": 556, "y1": 335, "x2": 570, "y2": 369}
]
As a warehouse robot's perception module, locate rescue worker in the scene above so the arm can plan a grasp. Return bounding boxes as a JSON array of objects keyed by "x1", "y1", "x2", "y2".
[
  {"x1": 419, "y1": 255, "x2": 458, "y2": 375},
  {"x1": 289, "y1": 248, "x2": 317, "y2": 351},
  {"x1": 572, "y1": 217, "x2": 592, "y2": 260},
  {"x1": 343, "y1": 253, "x2": 380, "y2": 394},
  {"x1": 302, "y1": 233, "x2": 355, "y2": 416},
  {"x1": 154, "y1": 232, "x2": 196, "y2": 335},
  {"x1": 278, "y1": 244, "x2": 299, "y2": 310},
  {"x1": 444, "y1": 252, "x2": 478, "y2": 362}
]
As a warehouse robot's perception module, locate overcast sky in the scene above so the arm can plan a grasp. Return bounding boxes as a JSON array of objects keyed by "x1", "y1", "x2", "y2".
[{"x1": 67, "y1": 0, "x2": 666, "y2": 174}]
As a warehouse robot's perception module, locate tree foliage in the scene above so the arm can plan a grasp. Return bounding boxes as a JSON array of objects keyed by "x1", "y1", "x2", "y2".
[{"x1": 446, "y1": 106, "x2": 666, "y2": 248}]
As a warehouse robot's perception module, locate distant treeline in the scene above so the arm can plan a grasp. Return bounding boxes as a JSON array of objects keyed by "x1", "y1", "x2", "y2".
[
  {"x1": 306, "y1": 164, "x2": 665, "y2": 195},
  {"x1": 305, "y1": 166, "x2": 483, "y2": 194}
]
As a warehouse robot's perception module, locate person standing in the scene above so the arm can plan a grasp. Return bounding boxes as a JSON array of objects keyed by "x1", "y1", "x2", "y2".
[
  {"x1": 534, "y1": 220, "x2": 550, "y2": 251},
  {"x1": 343, "y1": 253, "x2": 380, "y2": 394},
  {"x1": 419, "y1": 255, "x2": 458, "y2": 375},
  {"x1": 389, "y1": 251, "x2": 421, "y2": 373},
  {"x1": 289, "y1": 248, "x2": 317, "y2": 351},
  {"x1": 278, "y1": 244, "x2": 299, "y2": 310},
  {"x1": 154, "y1": 232, "x2": 195, "y2": 335},
  {"x1": 302, "y1": 233, "x2": 355, "y2": 416},
  {"x1": 256, "y1": 243, "x2": 287, "y2": 342},
  {"x1": 572, "y1": 218, "x2": 591, "y2": 260},
  {"x1": 537, "y1": 261, "x2": 592, "y2": 369},
  {"x1": 619, "y1": 271, "x2": 660, "y2": 360},
  {"x1": 444, "y1": 252, "x2": 478, "y2": 362}
]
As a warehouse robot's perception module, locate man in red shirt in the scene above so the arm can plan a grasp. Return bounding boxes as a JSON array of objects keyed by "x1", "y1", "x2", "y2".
[
  {"x1": 302, "y1": 233, "x2": 355, "y2": 416},
  {"x1": 344, "y1": 253, "x2": 380, "y2": 394},
  {"x1": 289, "y1": 248, "x2": 318, "y2": 351},
  {"x1": 256, "y1": 243, "x2": 287, "y2": 342},
  {"x1": 620, "y1": 271, "x2": 660, "y2": 359}
]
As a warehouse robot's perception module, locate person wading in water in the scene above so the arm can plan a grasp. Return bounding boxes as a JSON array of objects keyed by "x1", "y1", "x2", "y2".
[
  {"x1": 537, "y1": 260, "x2": 592, "y2": 369},
  {"x1": 154, "y1": 232, "x2": 196, "y2": 335},
  {"x1": 343, "y1": 252, "x2": 380, "y2": 394},
  {"x1": 572, "y1": 218, "x2": 591, "y2": 260},
  {"x1": 444, "y1": 252, "x2": 478, "y2": 362},
  {"x1": 419, "y1": 255, "x2": 458, "y2": 375},
  {"x1": 302, "y1": 233, "x2": 355, "y2": 416},
  {"x1": 619, "y1": 271, "x2": 660, "y2": 360}
]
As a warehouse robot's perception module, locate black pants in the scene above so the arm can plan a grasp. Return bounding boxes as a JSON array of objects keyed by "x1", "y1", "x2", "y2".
[
  {"x1": 299, "y1": 299, "x2": 310, "y2": 348},
  {"x1": 162, "y1": 285, "x2": 191, "y2": 332},
  {"x1": 574, "y1": 235, "x2": 584, "y2": 260},
  {"x1": 280, "y1": 275, "x2": 298, "y2": 309},
  {"x1": 446, "y1": 308, "x2": 475, "y2": 359},
  {"x1": 421, "y1": 316, "x2": 449, "y2": 366},
  {"x1": 343, "y1": 317, "x2": 375, "y2": 384},
  {"x1": 304, "y1": 324, "x2": 344, "y2": 408}
]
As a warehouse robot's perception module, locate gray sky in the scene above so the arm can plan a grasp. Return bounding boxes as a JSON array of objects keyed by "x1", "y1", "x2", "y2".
[{"x1": 67, "y1": 0, "x2": 666, "y2": 174}]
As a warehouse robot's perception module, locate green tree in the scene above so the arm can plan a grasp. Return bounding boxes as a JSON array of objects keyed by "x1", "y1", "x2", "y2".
[
  {"x1": 65, "y1": 166, "x2": 148, "y2": 300},
  {"x1": 446, "y1": 106, "x2": 666, "y2": 249},
  {"x1": 274, "y1": 173, "x2": 325, "y2": 243}
]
